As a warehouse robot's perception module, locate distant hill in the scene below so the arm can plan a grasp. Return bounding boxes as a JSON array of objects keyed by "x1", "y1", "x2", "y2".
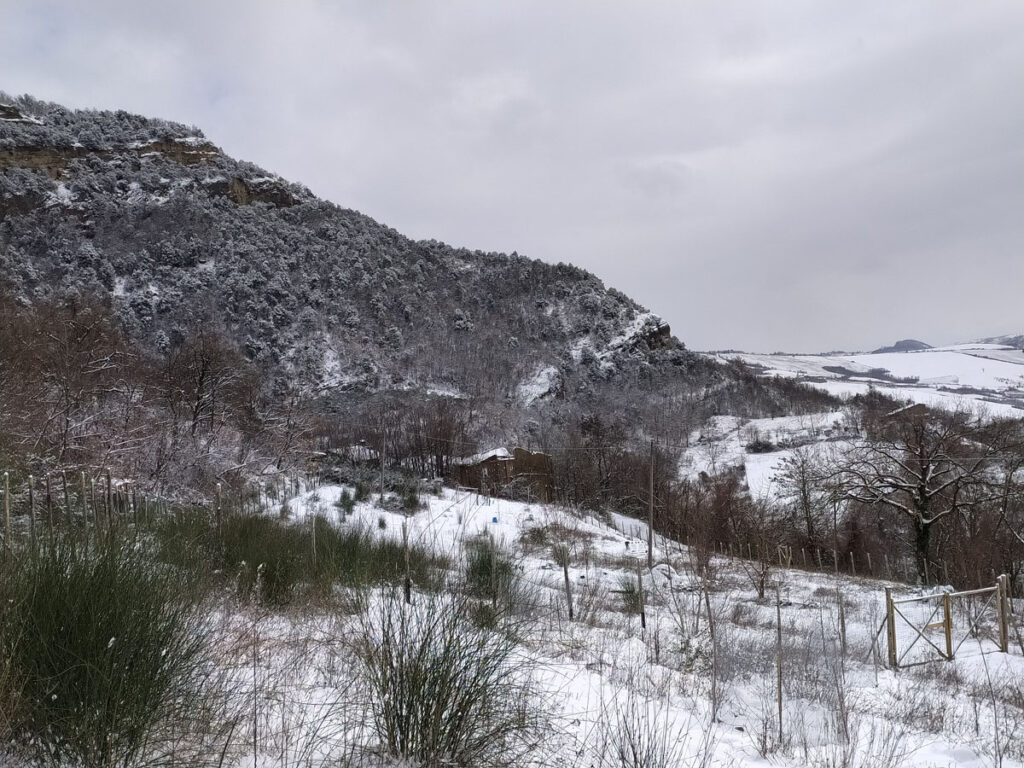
[
  {"x1": 977, "y1": 334, "x2": 1024, "y2": 350},
  {"x1": 870, "y1": 339, "x2": 932, "y2": 354}
]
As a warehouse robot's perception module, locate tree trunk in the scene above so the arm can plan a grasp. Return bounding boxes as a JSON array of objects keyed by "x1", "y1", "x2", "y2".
[{"x1": 913, "y1": 517, "x2": 931, "y2": 583}]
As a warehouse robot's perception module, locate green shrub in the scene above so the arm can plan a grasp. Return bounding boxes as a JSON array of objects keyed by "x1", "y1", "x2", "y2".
[
  {"x1": 158, "y1": 512, "x2": 306, "y2": 604},
  {"x1": 463, "y1": 536, "x2": 534, "y2": 627},
  {"x1": 152, "y1": 508, "x2": 217, "y2": 578},
  {"x1": 312, "y1": 516, "x2": 443, "y2": 591},
  {"x1": 400, "y1": 483, "x2": 421, "y2": 512},
  {"x1": 520, "y1": 524, "x2": 550, "y2": 550},
  {"x1": 0, "y1": 542, "x2": 214, "y2": 768},
  {"x1": 618, "y1": 573, "x2": 644, "y2": 615},
  {"x1": 357, "y1": 589, "x2": 542, "y2": 767},
  {"x1": 465, "y1": 537, "x2": 516, "y2": 601},
  {"x1": 154, "y1": 511, "x2": 444, "y2": 605},
  {"x1": 334, "y1": 488, "x2": 356, "y2": 516},
  {"x1": 745, "y1": 438, "x2": 775, "y2": 454},
  {"x1": 221, "y1": 515, "x2": 305, "y2": 605}
]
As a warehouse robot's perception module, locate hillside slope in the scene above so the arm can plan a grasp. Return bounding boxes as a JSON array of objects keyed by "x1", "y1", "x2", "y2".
[
  {"x1": 1, "y1": 93, "x2": 847, "y2": 494},
  {"x1": 0, "y1": 92, "x2": 694, "y2": 402}
]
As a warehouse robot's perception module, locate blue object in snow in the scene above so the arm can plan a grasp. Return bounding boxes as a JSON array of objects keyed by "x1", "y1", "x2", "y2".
[{"x1": 492, "y1": 517, "x2": 498, "y2": 524}]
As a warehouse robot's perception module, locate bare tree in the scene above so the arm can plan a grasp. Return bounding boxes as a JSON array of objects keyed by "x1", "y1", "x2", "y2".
[
  {"x1": 775, "y1": 445, "x2": 828, "y2": 548},
  {"x1": 736, "y1": 498, "x2": 785, "y2": 600},
  {"x1": 834, "y1": 405, "x2": 1003, "y2": 582}
]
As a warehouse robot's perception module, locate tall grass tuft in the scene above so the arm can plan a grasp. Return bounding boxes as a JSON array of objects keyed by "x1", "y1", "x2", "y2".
[
  {"x1": 618, "y1": 573, "x2": 645, "y2": 615},
  {"x1": 465, "y1": 536, "x2": 518, "y2": 603},
  {"x1": 595, "y1": 690, "x2": 697, "y2": 768},
  {"x1": 356, "y1": 588, "x2": 543, "y2": 767},
  {"x1": 312, "y1": 515, "x2": 442, "y2": 591},
  {"x1": 221, "y1": 514, "x2": 305, "y2": 604},
  {"x1": 154, "y1": 511, "x2": 445, "y2": 605},
  {"x1": 0, "y1": 541, "x2": 216, "y2": 768}
]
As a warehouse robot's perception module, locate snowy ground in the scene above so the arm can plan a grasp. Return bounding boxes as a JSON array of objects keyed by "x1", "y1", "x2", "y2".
[
  {"x1": 706, "y1": 344, "x2": 1024, "y2": 418},
  {"x1": 678, "y1": 411, "x2": 853, "y2": 501},
  {"x1": 223, "y1": 483, "x2": 1024, "y2": 768}
]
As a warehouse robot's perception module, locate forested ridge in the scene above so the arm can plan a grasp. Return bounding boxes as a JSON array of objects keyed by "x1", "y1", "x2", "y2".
[{"x1": 1, "y1": 92, "x2": 839, "y2": 496}]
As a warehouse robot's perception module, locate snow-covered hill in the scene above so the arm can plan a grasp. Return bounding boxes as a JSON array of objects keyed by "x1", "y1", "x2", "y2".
[
  {"x1": 234, "y1": 482, "x2": 1024, "y2": 768},
  {"x1": 0, "y1": 92, "x2": 692, "y2": 400},
  {"x1": 706, "y1": 342, "x2": 1024, "y2": 418}
]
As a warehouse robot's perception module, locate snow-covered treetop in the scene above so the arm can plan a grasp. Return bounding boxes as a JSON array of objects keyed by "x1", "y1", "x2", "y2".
[{"x1": 0, "y1": 91, "x2": 204, "y2": 151}]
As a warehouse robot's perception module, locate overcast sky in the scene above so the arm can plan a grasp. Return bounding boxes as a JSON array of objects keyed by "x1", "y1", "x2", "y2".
[{"x1": 3, "y1": 1, "x2": 1022, "y2": 352}]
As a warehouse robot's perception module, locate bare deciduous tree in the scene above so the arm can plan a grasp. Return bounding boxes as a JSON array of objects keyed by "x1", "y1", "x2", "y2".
[{"x1": 835, "y1": 405, "x2": 1003, "y2": 582}]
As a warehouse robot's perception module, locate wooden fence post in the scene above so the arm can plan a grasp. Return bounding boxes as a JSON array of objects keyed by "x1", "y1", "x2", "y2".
[
  {"x1": 45, "y1": 474, "x2": 54, "y2": 554},
  {"x1": 885, "y1": 587, "x2": 897, "y2": 668},
  {"x1": 647, "y1": 440, "x2": 654, "y2": 570},
  {"x1": 2, "y1": 471, "x2": 9, "y2": 561},
  {"x1": 62, "y1": 471, "x2": 71, "y2": 527},
  {"x1": 942, "y1": 591, "x2": 953, "y2": 661},
  {"x1": 90, "y1": 477, "x2": 97, "y2": 536},
  {"x1": 404, "y1": 520, "x2": 412, "y2": 605},
  {"x1": 28, "y1": 474, "x2": 36, "y2": 556},
  {"x1": 837, "y1": 587, "x2": 847, "y2": 659},
  {"x1": 489, "y1": 530, "x2": 497, "y2": 610},
  {"x1": 310, "y1": 512, "x2": 317, "y2": 572},
  {"x1": 637, "y1": 562, "x2": 646, "y2": 632},
  {"x1": 563, "y1": 558, "x2": 574, "y2": 622},
  {"x1": 105, "y1": 469, "x2": 113, "y2": 535},
  {"x1": 776, "y1": 587, "x2": 784, "y2": 747},
  {"x1": 215, "y1": 482, "x2": 223, "y2": 548},
  {"x1": 998, "y1": 574, "x2": 1010, "y2": 654},
  {"x1": 704, "y1": 581, "x2": 718, "y2": 721},
  {"x1": 379, "y1": 436, "x2": 386, "y2": 504},
  {"x1": 80, "y1": 472, "x2": 89, "y2": 556}
]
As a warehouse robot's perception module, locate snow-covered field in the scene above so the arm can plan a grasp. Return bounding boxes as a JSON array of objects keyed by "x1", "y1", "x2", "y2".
[
  {"x1": 678, "y1": 411, "x2": 853, "y2": 501},
  {"x1": 223, "y1": 484, "x2": 1024, "y2": 768},
  {"x1": 707, "y1": 343, "x2": 1024, "y2": 418}
]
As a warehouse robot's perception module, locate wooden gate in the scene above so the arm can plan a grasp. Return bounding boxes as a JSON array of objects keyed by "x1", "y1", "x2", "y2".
[{"x1": 885, "y1": 575, "x2": 1011, "y2": 668}]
